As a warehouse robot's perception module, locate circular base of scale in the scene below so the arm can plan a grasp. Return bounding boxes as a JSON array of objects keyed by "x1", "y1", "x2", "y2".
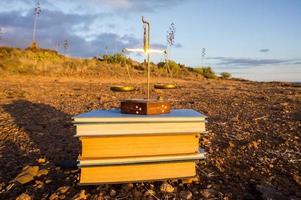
[{"x1": 121, "y1": 99, "x2": 171, "y2": 115}]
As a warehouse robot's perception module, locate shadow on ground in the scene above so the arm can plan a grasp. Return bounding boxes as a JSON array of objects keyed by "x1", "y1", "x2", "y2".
[{"x1": 2, "y1": 100, "x2": 79, "y2": 181}]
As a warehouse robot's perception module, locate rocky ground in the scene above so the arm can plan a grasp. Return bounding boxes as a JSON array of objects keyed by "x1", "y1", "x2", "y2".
[{"x1": 0, "y1": 75, "x2": 300, "y2": 200}]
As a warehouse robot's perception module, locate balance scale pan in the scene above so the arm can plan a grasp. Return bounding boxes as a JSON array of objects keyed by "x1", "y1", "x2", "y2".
[
  {"x1": 110, "y1": 85, "x2": 135, "y2": 92},
  {"x1": 154, "y1": 84, "x2": 176, "y2": 89}
]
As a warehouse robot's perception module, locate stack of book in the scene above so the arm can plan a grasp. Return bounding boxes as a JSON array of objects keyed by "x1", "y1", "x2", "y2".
[{"x1": 73, "y1": 109, "x2": 206, "y2": 184}]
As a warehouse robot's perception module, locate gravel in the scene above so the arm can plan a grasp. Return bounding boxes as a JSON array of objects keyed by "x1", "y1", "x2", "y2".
[{"x1": 0, "y1": 75, "x2": 300, "y2": 199}]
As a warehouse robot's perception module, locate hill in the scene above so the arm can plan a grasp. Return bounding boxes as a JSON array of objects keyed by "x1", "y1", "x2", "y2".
[{"x1": 0, "y1": 46, "x2": 217, "y2": 80}]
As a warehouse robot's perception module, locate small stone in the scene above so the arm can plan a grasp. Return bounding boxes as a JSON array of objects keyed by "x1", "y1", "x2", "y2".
[
  {"x1": 37, "y1": 169, "x2": 49, "y2": 177},
  {"x1": 73, "y1": 190, "x2": 87, "y2": 200},
  {"x1": 149, "y1": 184, "x2": 155, "y2": 189},
  {"x1": 22, "y1": 166, "x2": 39, "y2": 176},
  {"x1": 248, "y1": 140, "x2": 260, "y2": 149},
  {"x1": 38, "y1": 158, "x2": 46, "y2": 164},
  {"x1": 15, "y1": 165, "x2": 40, "y2": 184},
  {"x1": 49, "y1": 193, "x2": 59, "y2": 200},
  {"x1": 201, "y1": 189, "x2": 217, "y2": 198},
  {"x1": 95, "y1": 192, "x2": 105, "y2": 200},
  {"x1": 179, "y1": 190, "x2": 193, "y2": 200},
  {"x1": 15, "y1": 174, "x2": 34, "y2": 184},
  {"x1": 110, "y1": 189, "x2": 117, "y2": 197},
  {"x1": 16, "y1": 193, "x2": 31, "y2": 200},
  {"x1": 45, "y1": 179, "x2": 52, "y2": 184},
  {"x1": 57, "y1": 186, "x2": 70, "y2": 194},
  {"x1": 160, "y1": 182, "x2": 174, "y2": 193},
  {"x1": 6, "y1": 183, "x2": 15, "y2": 191},
  {"x1": 35, "y1": 180, "x2": 44, "y2": 188},
  {"x1": 122, "y1": 183, "x2": 134, "y2": 191},
  {"x1": 144, "y1": 189, "x2": 156, "y2": 197}
]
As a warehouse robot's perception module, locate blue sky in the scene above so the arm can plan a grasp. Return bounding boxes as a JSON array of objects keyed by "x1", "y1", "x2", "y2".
[{"x1": 0, "y1": 0, "x2": 300, "y2": 81}]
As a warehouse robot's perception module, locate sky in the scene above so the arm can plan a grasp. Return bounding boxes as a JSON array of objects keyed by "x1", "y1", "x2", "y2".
[{"x1": 0, "y1": 0, "x2": 301, "y2": 82}]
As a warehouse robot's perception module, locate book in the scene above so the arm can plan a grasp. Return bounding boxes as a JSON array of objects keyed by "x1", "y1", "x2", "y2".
[
  {"x1": 73, "y1": 109, "x2": 206, "y2": 137},
  {"x1": 73, "y1": 109, "x2": 206, "y2": 123},
  {"x1": 80, "y1": 133, "x2": 200, "y2": 159},
  {"x1": 79, "y1": 153, "x2": 204, "y2": 166},
  {"x1": 80, "y1": 161, "x2": 196, "y2": 184},
  {"x1": 73, "y1": 109, "x2": 206, "y2": 184},
  {"x1": 75, "y1": 122, "x2": 205, "y2": 136}
]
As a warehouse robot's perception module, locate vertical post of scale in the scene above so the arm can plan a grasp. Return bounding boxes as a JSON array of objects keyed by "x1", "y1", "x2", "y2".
[{"x1": 142, "y1": 16, "x2": 150, "y2": 100}]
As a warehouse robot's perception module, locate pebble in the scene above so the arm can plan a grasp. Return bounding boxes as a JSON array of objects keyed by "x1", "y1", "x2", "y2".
[
  {"x1": 37, "y1": 169, "x2": 49, "y2": 177},
  {"x1": 16, "y1": 193, "x2": 31, "y2": 200},
  {"x1": 6, "y1": 183, "x2": 15, "y2": 191},
  {"x1": 15, "y1": 174, "x2": 34, "y2": 185},
  {"x1": 144, "y1": 189, "x2": 156, "y2": 197},
  {"x1": 35, "y1": 180, "x2": 44, "y2": 188},
  {"x1": 15, "y1": 165, "x2": 39, "y2": 184},
  {"x1": 160, "y1": 182, "x2": 174, "y2": 193},
  {"x1": 96, "y1": 192, "x2": 105, "y2": 200},
  {"x1": 229, "y1": 141, "x2": 235, "y2": 148},
  {"x1": 122, "y1": 183, "x2": 134, "y2": 191},
  {"x1": 57, "y1": 186, "x2": 70, "y2": 194},
  {"x1": 23, "y1": 166, "x2": 39, "y2": 176},
  {"x1": 38, "y1": 158, "x2": 46, "y2": 164},
  {"x1": 73, "y1": 190, "x2": 87, "y2": 200},
  {"x1": 201, "y1": 189, "x2": 217, "y2": 198},
  {"x1": 45, "y1": 179, "x2": 52, "y2": 184},
  {"x1": 179, "y1": 190, "x2": 193, "y2": 200},
  {"x1": 109, "y1": 189, "x2": 117, "y2": 197},
  {"x1": 49, "y1": 193, "x2": 59, "y2": 200}
]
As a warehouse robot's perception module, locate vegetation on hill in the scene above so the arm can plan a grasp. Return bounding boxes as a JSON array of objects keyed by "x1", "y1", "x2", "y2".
[
  {"x1": 0, "y1": 46, "x2": 220, "y2": 79},
  {"x1": 220, "y1": 72, "x2": 231, "y2": 79},
  {"x1": 102, "y1": 53, "x2": 133, "y2": 66},
  {"x1": 191, "y1": 67, "x2": 217, "y2": 79},
  {"x1": 0, "y1": 47, "x2": 134, "y2": 77}
]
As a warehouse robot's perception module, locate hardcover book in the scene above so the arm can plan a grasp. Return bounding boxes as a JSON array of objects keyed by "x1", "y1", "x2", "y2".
[{"x1": 73, "y1": 109, "x2": 206, "y2": 184}]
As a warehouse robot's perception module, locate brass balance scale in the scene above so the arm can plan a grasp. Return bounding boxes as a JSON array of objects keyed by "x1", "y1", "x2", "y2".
[{"x1": 110, "y1": 17, "x2": 176, "y2": 115}]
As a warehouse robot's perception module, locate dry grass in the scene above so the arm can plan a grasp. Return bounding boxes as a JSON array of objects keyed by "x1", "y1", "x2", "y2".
[
  {"x1": 0, "y1": 46, "x2": 117, "y2": 76},
  {"x1": 0, "y1": 46, "x2": 213, "y2": 80}
]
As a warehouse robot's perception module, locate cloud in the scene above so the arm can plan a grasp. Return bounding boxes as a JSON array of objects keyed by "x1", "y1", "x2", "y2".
[
  {"x1": 151, "y1": 43, "x2": 166, "y2": 49},
  {"x1": 0, "y1": 10, "x2": 96, "y2": 31},
  {"x1": 149, "y1": 42, "x2": 182, "y2": 49},
  {"x1": 208, "y1": 57, "x2": 301, "y2": 66},
  {"x1": 0, "y1": 9, "x2": 140, "y2": 57},
  {"x1": 259, "y1": 49, "x2": 270, "y2": 53},
  {"x1": 93, "y1": 0, "x2": 185, "y2": 12},
  {"x1": 97, "y1": 0, "x2": 132, "y2": 10},
  {"x1": 0, "y1": 0, "x2": 185, "y2": 14},
  {"x1": 0, "y1": 0, "x2": 185, "y2": 58}
]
